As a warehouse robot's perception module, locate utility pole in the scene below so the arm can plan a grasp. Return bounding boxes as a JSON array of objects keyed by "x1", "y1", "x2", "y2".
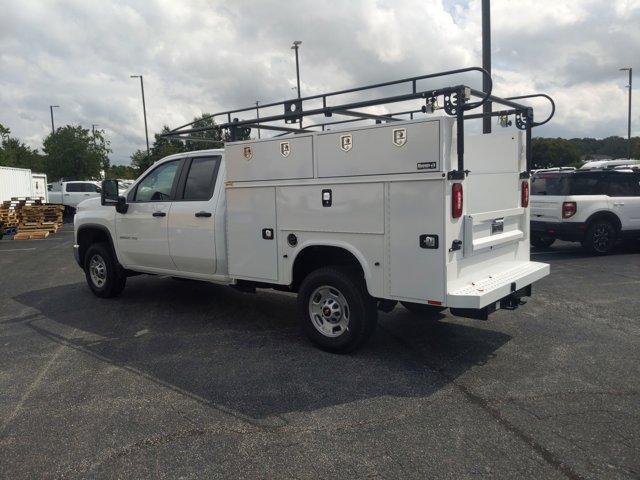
[
  {"x1": 620, "y1": 67, "x2": 633, "y2": 159},
  {"x1": 131, "y1": 75, "x2": 150, "y2": 161},
  {"x1": 49, "y1": 105, "x2": 59, "y2": 135},
  {"x1": 291, "y1": 40, "x2": 302, "y2": 128},
  {"x1": 255, "y1": 101, "x2": 261, "y2": 139},
  {"x1": 482, "y1": 0, "x2": 491, "y2": 134}
]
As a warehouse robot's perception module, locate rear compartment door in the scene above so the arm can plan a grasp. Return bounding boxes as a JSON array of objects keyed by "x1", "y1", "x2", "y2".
[{"x1": 461, "y1": 133, "x2": 526, "y2": 257}]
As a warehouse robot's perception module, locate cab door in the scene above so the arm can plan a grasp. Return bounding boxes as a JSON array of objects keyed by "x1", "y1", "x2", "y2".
[
  {"x1": 115, "y1": 159, "x2": 183, "y2": 270},
  {"x1": 608, "y1": 173, "x2": 640, "y2": 231},
  {"x1": 167, "y1": 155, "x2": 222, "y2": 274}
]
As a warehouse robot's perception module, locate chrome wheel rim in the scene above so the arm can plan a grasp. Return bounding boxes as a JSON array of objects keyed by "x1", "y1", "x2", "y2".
[
  {"x1": 308, "y1": 285, "x2": 350, "y2": 338},
  {"x1": 592, "y1": 224, "x2": 612, "y2": 252},
  {"x1": 89, "y1": 254, "x2": 107, "y2": 288}
]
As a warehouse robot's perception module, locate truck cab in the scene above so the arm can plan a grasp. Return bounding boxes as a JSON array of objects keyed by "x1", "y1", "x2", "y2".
[{"x1": 48, "y1": 181, "x2": 102, "y2": 208}]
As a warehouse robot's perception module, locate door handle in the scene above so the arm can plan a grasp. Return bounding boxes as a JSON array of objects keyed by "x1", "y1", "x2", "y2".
[
  {"x1": 152, "y1": 211, "x2": 166, "y2": 217},
  {"x1": 195, "y1": 211, "x2": 212, "y2": 218}
]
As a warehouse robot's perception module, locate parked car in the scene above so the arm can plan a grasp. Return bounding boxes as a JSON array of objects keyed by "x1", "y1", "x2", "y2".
[
  {"x1": 580, "y1": 159, "x2": 639, "y2": 170},
  {"x1": 48, "y1": 181, "x2": 102, "y2": 209},
  {"x1": 530, "y1": 169, "x2": 640, "y2": 253}
]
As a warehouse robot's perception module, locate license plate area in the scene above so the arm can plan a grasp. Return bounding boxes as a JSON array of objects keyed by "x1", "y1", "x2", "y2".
[{"x1": 491, "y1": 218, "x2": 504, "y2": 235}]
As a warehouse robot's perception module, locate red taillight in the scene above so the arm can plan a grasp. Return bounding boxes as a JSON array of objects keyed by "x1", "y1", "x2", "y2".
[
  {"x1": 521, "y1": 181, "x2": 529, "y2": 208},
  {"x1": 562, "y1": 201, "x2": 576, "y2": 219},
  {"x1": 452, "y1": 183, "x2": 463, "y2": 218}
]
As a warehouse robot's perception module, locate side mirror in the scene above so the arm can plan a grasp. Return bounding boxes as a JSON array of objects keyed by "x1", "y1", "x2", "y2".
[{"x1": 101, "y1": 179, "x2": 128, "y2": 214}]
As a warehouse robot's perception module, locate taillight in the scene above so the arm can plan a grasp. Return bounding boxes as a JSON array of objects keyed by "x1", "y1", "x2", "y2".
[
  {"x1": 521, "y1": 181, "x2": 529, "y2": 208},
  {"x1": 452, "y1": 183, "x2": 463, "y2": 218},
  {"x1": 562, "y1": 201, "x2": 576, "y2": 218}
]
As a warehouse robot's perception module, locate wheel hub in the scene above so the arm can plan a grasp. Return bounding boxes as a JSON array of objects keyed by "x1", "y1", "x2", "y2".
[
  {"x1": 309, "y1": 285, "x2": 350, "y2": 337},
  {"x1": 89, "y1": 254, "x2": 107, "y2": 288}
]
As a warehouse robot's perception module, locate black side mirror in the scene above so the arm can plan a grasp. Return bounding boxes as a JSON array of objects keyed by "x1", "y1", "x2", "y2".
[{"x1": 101, "y1": 179, "x2": 128, "y2": 213}]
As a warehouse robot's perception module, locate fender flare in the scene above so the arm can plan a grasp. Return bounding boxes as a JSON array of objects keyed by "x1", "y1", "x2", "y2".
[
  {"x1": 76, "y1": 223, "x2": 122, "y2": 266},
  {"x1": 584, "y1": 210, "x2": 622, "y2": 232}
]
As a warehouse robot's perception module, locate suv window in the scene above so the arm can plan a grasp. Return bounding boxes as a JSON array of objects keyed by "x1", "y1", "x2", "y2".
[
  {"x1": 531, "y1": 174, "x2": 569, "y2": 195},
  {"x1": 607, "y1": 174, "x2": 640, "y2": 197},
  {"x1": 182, "y1": 156, "x2": 221, "y2": 201},
  {"x1": 65, "y1": 182, "x2": 83, "y2": 192},
  {"x1": 569, "y1": 173, "x2": 608, "y2": 195},
  {"x1": 134, "y1": 160, "x2": 180, "y2": 202}
]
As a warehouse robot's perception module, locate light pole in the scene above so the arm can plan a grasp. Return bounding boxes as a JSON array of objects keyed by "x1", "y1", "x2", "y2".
[
  {"x1": 130, "y1": 75, "x2": 150, "y2": 161},
  {"x1": 49, "y1": 105, "x2": 59, "y2": 135},
  {"x1": 255, "y1": 101, "x2": 261, "y2": 139},
  {"x1": 92, "y1": 124, "x2": 99, "y2": 137},
  {"x1": 620, "y1": 67, "x2": 633, "y2": 160},
  {"x1": 291, "y1": 40, "x2": 302, "y2": 128},
  {"x1": 482, "y1": 0, "x2": 491, "y2": 134}
]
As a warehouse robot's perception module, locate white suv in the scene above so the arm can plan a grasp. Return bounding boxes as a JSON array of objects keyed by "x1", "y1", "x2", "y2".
[{"x1": 530, "y1": 169, "x2": 640, "y2": 253}]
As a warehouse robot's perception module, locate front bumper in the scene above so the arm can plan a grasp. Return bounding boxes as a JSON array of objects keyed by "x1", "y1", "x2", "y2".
[
  {"x1": 530, "y1": 220, "x2": 585, "y2": 241},
  {"x1": 73, "y1": 244, "x2": 82, "y2": 267}
]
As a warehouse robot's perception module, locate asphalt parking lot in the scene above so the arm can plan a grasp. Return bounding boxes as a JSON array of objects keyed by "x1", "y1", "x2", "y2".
[{"x1": 0, "y1": 225, "x2": 638, "y2": 479}]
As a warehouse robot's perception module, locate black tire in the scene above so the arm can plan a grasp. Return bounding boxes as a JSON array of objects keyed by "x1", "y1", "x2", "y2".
[
  {"x1": 531, "y1": 234, "x2": 555, "y2": 249},
  {"x1": 297, "y1": 266, "x2": 377, "y2": 353},
  {"x1": 84, "y1": 242, "x2": 127, "y2": 298},
  {"x1": 401, "y1": 301, "x2": 446, "y2": 316},
  {"x1": 582, "y1": 220, "x2": 617, "y2": 255}
]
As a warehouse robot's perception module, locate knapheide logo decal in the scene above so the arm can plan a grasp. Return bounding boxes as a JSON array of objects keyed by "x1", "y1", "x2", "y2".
[
  {"x1": 243, "y1": 145, "x2": 253, "y2": 160},
  {"x1": 340, "y1": 134, "x2": 353, "y2": 152},
  {"x1": 393, "y1": 128, "x2": 407, "y2": 147},
  {"x1": 280, "y1": 141, "x2": 291, "y2": 157}
]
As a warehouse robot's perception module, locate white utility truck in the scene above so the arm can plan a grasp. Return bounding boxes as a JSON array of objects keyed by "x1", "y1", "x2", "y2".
[
  {"x1": 48, "y1": 181, "x2": 102, "y2": 209},
  {"x1": 74, "y1": 67, "x2": 554, "y2": 352}
]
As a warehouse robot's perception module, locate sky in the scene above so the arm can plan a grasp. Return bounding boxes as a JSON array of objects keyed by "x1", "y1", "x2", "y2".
[{"x1": 1, "y1": 0, "x2": 639, "y2": 165}]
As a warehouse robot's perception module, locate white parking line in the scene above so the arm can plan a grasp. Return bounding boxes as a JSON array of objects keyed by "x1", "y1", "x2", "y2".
[{"x1": 0, "y1": 248, "x2": 37, "y2": 252}]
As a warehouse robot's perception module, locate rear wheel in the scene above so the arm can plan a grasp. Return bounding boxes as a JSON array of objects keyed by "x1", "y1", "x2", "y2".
[
  {"x1": 401, "y1": 301, "x2": 446, "y2": 316},
  {"x1": 84, "y1": 242, "x2": 127, "y2": 298},
  {"x1": 582, "y1": 220, "x2": 617, "y2": 255},
  {"x1": 531, "y1": 234, "x2": 555, "y2": 249},
  {"x1": 298, "y1": 267, "x2": 377, "y2": 353}
]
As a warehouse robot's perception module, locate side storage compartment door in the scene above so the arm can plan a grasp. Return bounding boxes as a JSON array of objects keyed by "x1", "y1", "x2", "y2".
[
  {"x1": 389, "y1": 180, "x2": 446, "y2": 303},
  {"x1": 226, "y1": 186, "x2": 278, "y2": 281}
]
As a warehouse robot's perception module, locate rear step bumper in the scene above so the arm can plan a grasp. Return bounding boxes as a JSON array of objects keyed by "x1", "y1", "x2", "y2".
[{"x1": 447, "y1": 261, "x2": 550, "y2": 313}]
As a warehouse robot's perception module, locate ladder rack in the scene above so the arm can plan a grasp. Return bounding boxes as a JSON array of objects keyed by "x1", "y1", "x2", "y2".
[{"x1": 163, "y1": 66, "x2": 555, "y2": 177}]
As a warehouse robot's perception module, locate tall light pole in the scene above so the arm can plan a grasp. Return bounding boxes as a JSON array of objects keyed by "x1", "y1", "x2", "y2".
[
  {"x1": 255, "y1": 101, "x2": 261, "y2": 139},
  {"x1": 291, "y1": 40, "x2": 302, "y2": 128},
  {"x1": 130, "y1": 75, "x2": 150, "y2": 161},
  {"x1": 620, "y1": 67, "x2": 633, "y2": 160},
  {"x1": 92, "y1": 124, "x2": 99, "y2": 137},
  {"x1": 482, "y1": 0, "x2": 491, "y2": 134},
  {"x1": 49, "y1": 105, "x2": 59, "y2": 135}
]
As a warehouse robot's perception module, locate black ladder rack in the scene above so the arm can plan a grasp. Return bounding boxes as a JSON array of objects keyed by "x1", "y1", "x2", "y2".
[{"x1": 163, "y1": 66, "x2": 555, "y2": 175}]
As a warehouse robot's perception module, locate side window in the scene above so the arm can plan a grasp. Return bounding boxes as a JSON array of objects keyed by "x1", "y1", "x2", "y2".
[
  {"x1": 181, "y1": 156, "x2": 221, "y2": 201},
  {"x1": 66, "y1": 183, "x2": 82, "y2": 192},
  {"x1": 608, "y1": 175, "x2": 640, "y2": 197},
  {"x1": 569, "y1": 174, "x2": 607, "y2": 195},
  {"x1": 133, "y1": 160, "x2": 180, "y2": 202},
  {"x1": 82, "y1": 183, "x2": 100, "y2": 192}
]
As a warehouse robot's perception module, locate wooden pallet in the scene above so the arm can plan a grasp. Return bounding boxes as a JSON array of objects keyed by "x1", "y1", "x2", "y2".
[{"x1": 13, "y1": 230, "x2": 50, "y2": 240}]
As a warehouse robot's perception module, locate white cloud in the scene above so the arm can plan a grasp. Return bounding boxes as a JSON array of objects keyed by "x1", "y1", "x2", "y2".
[{"x1": 0, "y1": 0, "x2": 638, "y2": 164}]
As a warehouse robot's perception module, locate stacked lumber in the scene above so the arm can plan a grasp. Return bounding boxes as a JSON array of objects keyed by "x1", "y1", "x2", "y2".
[
  {"x1": 0, "y1": 202, "x2": 20, "y2": 230},
  {"x1": 0, "y1": 199, "x2": 65, "y2": 240}
]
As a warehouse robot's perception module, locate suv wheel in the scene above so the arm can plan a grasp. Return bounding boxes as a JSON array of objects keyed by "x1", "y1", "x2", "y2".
[
  {"x1": 531, "y1": 234, "x2": 555, "y2": 249},
  {"x1": 298, "y1": 267, "x2": 377, "y2": 353},
  {"x1": 84, "y1": 242, "x2": 127, "y2": 297},
  {"x1": 583, "y1": 220, "x2": 617, "y2": 255}
]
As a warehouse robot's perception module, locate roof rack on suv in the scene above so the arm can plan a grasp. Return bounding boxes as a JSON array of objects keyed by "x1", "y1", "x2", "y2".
[{"x1": 163, "y1": 66, "x2": 555, "y2": 177}]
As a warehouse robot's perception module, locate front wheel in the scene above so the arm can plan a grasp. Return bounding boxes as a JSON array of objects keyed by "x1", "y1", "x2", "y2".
[
  {"x1": 582, "y1": 220, "x2": 617, "y2": 255},
  {"x1": 297, "y1": 267, "x2": 377, "y2": 353},
  {"x1": 84, "y1": 242, "x2": 127, "y2": 298}
]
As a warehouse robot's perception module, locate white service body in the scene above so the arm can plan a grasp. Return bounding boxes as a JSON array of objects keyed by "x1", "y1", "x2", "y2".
[
  {"x1": 75, "y1": 117, "x2": 548, "y2": 311},
  {"x1": 0, "y1": 166, "x2": 34, "y2": 202}
]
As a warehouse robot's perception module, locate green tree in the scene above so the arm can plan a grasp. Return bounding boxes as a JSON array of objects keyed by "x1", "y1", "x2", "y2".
[
  {"x1": 0, "y1": 123, "x2": 46, "y2": 172},
  {"x1": 43, "y1": 125, "x2": 111, "y2": 181},
  {"x1": 531, "y1": 138, "x2": 581, "y2": 169},
  {"x1": 106, "y1": 164, "x2": 138, "y2": 180}
]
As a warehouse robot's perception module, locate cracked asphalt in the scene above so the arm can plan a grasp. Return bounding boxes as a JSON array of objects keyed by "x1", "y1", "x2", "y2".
[{"x1": 1, "y1": 225, "x2": 639, "y2": 479}]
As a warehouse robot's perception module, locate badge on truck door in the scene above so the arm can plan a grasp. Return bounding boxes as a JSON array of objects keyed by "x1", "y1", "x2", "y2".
[
  {"x1": 340, "y1": 134, "x2": 352, "y2": 152},
  {"x1": 392, "y1": 128, "x2": 407, "y2": 147}
]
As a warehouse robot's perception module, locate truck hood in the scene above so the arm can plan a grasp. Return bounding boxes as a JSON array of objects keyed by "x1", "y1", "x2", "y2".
[{"x1": 76, "y1": 196, "x2": 102, "y2": 210}]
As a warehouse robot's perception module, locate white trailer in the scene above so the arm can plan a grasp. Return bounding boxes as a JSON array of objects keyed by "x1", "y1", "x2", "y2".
[
  {"x1": 0, "y1": 166, "x2": 33, "y2": 202},
  {"x1": 74, "y1": 67, "x2": 556, "y2": 352},
  {"x1": 31, "y1": 172, "x2": 48, "y2": 202}
]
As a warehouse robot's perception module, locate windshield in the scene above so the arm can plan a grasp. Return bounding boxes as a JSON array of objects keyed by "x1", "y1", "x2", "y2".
[{"x1": 531, "y1": 173, "x2": 570, "y2": 196}]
